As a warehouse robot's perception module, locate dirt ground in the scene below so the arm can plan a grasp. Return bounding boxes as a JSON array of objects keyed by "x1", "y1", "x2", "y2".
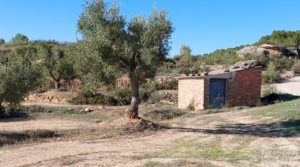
[
  {"x1": 0, "y1": 106, "x2": 299, "y2": 167},
  {"x1": 275, "y1": 76, "x2": 300, "y2": 96}
]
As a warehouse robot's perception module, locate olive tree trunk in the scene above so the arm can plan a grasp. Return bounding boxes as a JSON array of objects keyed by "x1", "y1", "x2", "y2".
[
  {"x1": 127, "y1": 73, "x2": 140, "y2": 119},
  {"x1": 54, "y1": 80, "x2": 62, "y2": 90},
  {"x1": 0, "y1": 96, "x2": 4, "y2": 114},
  {"x1": 0, "y1": 96, "x2": 4, "y2": 107}
]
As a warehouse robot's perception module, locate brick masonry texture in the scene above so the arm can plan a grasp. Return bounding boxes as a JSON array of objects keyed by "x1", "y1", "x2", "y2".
[{"x1": 226, "y1": 69, "x2": 261, "y2": 107}]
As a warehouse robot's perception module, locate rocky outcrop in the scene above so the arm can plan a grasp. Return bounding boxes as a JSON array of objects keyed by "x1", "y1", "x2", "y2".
[
  {"x1": 236, "y1": 44, "x2": 298, "y2": 58},
  {"x1": 236, "y1": 46, "x2": 258, "y2": 58},
  {"x1": 229, "y1": 60, "x2": 262, "y2": 71}
]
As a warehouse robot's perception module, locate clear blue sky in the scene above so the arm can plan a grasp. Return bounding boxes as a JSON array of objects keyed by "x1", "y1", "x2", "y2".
[{"x1": 1, "y1": 0, "x2": 300, "y2": 56}]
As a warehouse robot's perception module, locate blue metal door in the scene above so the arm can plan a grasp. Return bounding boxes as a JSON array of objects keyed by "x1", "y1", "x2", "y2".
[{"x1": 209, "y1": 79, "x2": 227, "y2": 108}]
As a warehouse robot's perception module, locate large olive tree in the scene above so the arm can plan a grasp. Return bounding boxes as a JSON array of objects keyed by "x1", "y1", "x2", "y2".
[{"x1": 77, "y1": 0, "x2": 173, "y2": 119}]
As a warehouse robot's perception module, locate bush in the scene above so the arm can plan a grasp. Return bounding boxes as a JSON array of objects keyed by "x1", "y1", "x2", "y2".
[
  {"x1": 262, "y1": 85, "x2": 277, "y2": 98},
  {"x1": 113, "y1": 86, "x2": 153, "y2": 105},
  {"x1": 142, "y1": 105, "x2": 185, "y2": 121},
  {"x1": 71, "y1": 89, "x2": 116, "y2": 105},
  {"x1": 262, "y1": 62, "x2": 281, "y2": 84},
  {"x1": 270, "y1": 56, "x2": 294, "y2": 70},
  {"x1": 113, "y1": 87, "x2": 131, "y2": 105},
  {"x1": 141, "y1": 79, "x2": 178, "y2": 91},
  {"x1": 147, "y1": 92, "x2": 166, "y2": 104},
  {"x1": 292, "y1": 60, "x2": 300, "y2": 75}
]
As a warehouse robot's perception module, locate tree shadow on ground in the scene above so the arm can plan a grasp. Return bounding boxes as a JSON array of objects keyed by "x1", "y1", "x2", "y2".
[
  {"x1": 261, "y1": 93, "x2": 300, "y2": 105},
  {"x1": 167, "y1": 119, "x2": 300, "y2": 138},
  {"x1": 0, "y1": 129, "x2": 59, "y2": 147},
  {"x1": 0, "y1": 112, "x2": 29, "y2": 122}
]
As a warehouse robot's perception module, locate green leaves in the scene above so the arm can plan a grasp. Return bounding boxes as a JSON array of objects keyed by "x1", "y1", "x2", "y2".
[
  {"x1": 38, "y1": 42, "x2": 76, "y2": 89},
  {"x1": 77, "y1": 0, "x2": 173, "y2": 82},
  {"x1": 0, "y1": 47, "x2": 42, "y2": 106},
  {"x1": 258, "y1": 31, "x2": 300, "y2": 48},
  {"x1": 11, "y1": 33, "x2": 29, "y2": 45}
]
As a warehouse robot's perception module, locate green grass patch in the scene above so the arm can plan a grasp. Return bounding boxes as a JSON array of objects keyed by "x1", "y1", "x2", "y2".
[
  {"x1": 250, "y1": 98, "x2": 300, "y2": 121},
  {"x1": 140, "y1": 138, "x2": 251, "y2": 161},
  {"x1": 248, "y1": 99, "x2": 300, "y2": 134}
]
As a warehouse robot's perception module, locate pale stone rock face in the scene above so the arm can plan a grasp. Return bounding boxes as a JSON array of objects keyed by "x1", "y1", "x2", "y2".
[
  {"x1": 236, "y1": 46, "x2": 258, "y2": 58},
  {"x1": 236, "y1": 44, "x2": 298, "y2": 58}
]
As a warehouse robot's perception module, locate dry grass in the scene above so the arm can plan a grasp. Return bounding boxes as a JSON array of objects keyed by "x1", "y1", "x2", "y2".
[{"x1": 0, "y1": 129, "x2": 57, "y2": 146}]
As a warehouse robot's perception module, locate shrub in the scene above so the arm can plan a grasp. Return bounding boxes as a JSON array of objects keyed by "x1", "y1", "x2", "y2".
[
  {"x1": 113, "y1": 86, "x2": 154, "y2": 105},
  {"x1": 142, "y1": 105, "x2": 185, "y2": 121},
  {"x1": 262, "y1": 62, "x2": 281, "y2": 84},
  {"x1": 113, "y1": 87, "x2": 131, "y2": 105},
  {"x1": 147, "y1": 92, "x2": 166, "y2": 104},
  {"x1": 141, "y1": 79, "x2": 178, "y2": 91},
  {"x1": 292, "y1": 60, "x2": 300, "y2": 75},
  {"x1": 262, "y1": 85, "x2": 277, "y2": 98},
  {"x1": 270, "y1": 56, "x2": 294, "y2": 70},
  {"x1": 71, "y1": 89, "x2": 116, "y2": 105}
]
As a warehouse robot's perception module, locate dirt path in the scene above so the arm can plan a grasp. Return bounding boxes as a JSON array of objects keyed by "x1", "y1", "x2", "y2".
[
  {"x1": 0, "y1": 109, "x2": 299, "y2": 167},
  {"x1": 21, "y1": 102, "x2": 127, "y2": 110},
  {"x1": 275, "y1": 76, "x2": 300, "y2": 96}
]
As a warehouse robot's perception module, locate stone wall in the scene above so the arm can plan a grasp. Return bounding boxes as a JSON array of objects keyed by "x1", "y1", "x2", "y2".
[{"x1": 178, "y1": 77, "x2": 205, "y2": 110}]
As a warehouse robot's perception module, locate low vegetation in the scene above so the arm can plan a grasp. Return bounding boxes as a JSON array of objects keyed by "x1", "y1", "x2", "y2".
[
  {"x1": 142, "y1": 105, "x2": 185, "y2": 121},
  {"x1": 0, "y1": 129, "x2": 57, "y2": 147}
]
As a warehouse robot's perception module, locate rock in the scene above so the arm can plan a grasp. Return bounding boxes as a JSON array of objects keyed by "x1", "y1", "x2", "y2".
[
  {"x1": 159, "y1": 100, "x2": 175, "y2": 105},
  {"x1": 236, "y1": 46, "x2": 258, "y2": 58},
  {"x1": 236, "y1": 44, "x2": 298, "y2": 58},
  {"x1": 84, "y1": 107, "x2": 94, "y2": 113},
  {"x1": 97, "y1": 105, "x2": 106, "y2": 110},
  {"x1": 229, "y1": 60, "x2": 261, "y2": 71}
]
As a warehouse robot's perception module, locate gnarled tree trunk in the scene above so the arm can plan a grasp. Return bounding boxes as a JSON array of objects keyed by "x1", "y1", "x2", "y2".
[{"x1": 127, "y1": 73, "x2": 140, "y2": 119}]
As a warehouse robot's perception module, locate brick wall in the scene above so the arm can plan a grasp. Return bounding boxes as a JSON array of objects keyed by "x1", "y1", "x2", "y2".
[
  {"x1": 178, "y1": 77, "x2": 205, "y2": 110},
  {"x1": 227, "y1": 69, "x2": 261, "y2": 107}
]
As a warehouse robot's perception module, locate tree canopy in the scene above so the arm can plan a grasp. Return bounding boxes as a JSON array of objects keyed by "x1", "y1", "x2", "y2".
[
  {"x1": 39, "y1": 43, "x2": 76, "y2": 90},
  {"x1": 11, "y1": 33, "x2": 29, "y2": 45}
]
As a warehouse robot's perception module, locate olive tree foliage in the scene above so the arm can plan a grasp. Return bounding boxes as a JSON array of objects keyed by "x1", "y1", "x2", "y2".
[
  {"x1": 77, "y1": 0, "x2": 173, "y2": 119},
  {"x1": 0, "y1": 47, "x2": 42, "y2": 107},
  {"x1": 177, "y1": 45, "x2": 192, "y2": 74},
  {"x1": 39, "y1": 43, "x2": 76, "y2": 90},
  {"x1": 11, "y1": 33, "x2": 29, "y2": 45}
]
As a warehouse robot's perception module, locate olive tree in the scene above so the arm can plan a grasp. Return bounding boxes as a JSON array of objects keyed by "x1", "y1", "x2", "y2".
[
  {"x1": 77, "y1": 0, "x2": 173, "y2": 119},
  {"x1": 11, "y1": 33, "x2": 29, "y2": 45},
  {"x1": 0, "y1": 47, "x2": 42, "y2": 107},
  {"x1": 177, "y1": 45, "x2": 193, "y2": 74},
  {"x1": 40, "y1": 43, "x2": 76, "y2": 90}
]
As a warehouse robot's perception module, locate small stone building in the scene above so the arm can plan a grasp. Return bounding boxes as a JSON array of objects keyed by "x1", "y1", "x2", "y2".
[{"x1": 178, "y1": 60, "x2": 262, "y2": 110}]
